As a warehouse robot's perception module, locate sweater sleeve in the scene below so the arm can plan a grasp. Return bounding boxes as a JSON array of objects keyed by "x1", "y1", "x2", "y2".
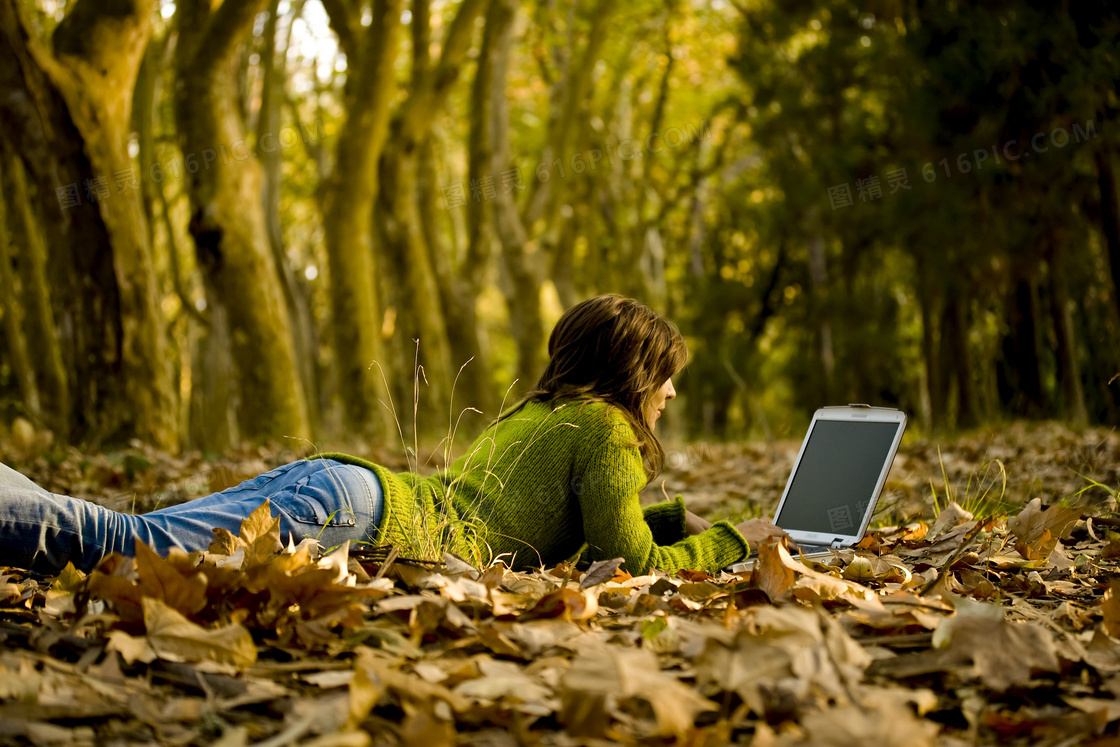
[
  {"x1": 576, "y1": 411, "x2": 748, "y2": 575},
  {"x1": 642, "y1": 497, "x2": 688, "y2": 545}
]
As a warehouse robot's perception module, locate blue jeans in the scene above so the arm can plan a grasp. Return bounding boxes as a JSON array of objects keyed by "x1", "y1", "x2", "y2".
[{"x1": 0, "y1": 458, "x2": 384, "y2": 575}]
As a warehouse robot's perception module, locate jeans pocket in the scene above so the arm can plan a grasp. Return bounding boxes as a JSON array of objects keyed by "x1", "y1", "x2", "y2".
[{"x1": 273, "y1": 474, "x2": 359, "y2": 528}]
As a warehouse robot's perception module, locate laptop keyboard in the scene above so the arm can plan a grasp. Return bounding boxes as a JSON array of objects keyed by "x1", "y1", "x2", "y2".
[{"x1": 746, "y1": 543, "x2": 834, "y2": 559}]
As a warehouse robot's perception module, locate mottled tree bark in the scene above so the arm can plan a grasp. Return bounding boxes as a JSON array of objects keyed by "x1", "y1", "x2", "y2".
[
  {"x1": 490, "y1": 0, "x2": 546, "y2": 394},
  {"x1": 320, "y1": 0, "x2": 402, "y2": 437},
  {"x1": 0, "y1": 0, "x2": 177, "y2": 450},
  {"x1": 0, "y1": 145, "x2": 68, "y2": 434},
  {"x1": 0, "y1": 170, "x2": 39, "y2": 419},
  {"x1": 375, "y1": 0, "x2": 490, "y2": 430},
  {"x1": 260, "y1": 0, "x2": 320, "y2": 433},
  {"x1": 175, "y1": 0, "x2": 310, "y2": 444}
]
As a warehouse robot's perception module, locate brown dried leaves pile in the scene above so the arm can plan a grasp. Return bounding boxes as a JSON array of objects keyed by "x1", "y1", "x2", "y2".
[{"x1": 3, "y1": 493, "x2": 1120, "y2": 743}]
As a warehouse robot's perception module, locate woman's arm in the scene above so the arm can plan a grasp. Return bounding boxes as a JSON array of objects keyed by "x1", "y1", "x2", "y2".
[
  {"x1": 688, "y1": 510, "x2": 790, "y2": 547},
  {"x1": 576, "y1": 412, "x2": 748, "y2": 574}
]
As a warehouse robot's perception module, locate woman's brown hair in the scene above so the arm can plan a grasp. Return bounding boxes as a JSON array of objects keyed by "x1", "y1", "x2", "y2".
[{"x1": 501, "y1": 294, "x2": 689, "y2": 477}]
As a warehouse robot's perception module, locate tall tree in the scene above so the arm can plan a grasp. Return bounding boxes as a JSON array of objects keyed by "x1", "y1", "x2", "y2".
[
  {"x1": 0, "y1": 0, "x2": 178, "y2": 450},
  {"x1": 374, "y1": 0, "x2": 490, "y2": 429},
  {"x1": 0, "y1": 145, "x2": 68, "y2": 435},
  {"x1": 320, "y1": 0, "x2": 403, "y2": 438},
  {"x1": 174, "y1": 0, "x2": 311, "y2": 444}
]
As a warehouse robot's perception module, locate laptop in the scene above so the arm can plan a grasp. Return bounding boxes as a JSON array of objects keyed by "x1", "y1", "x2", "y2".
[{"x1": 728, "y1": 404, "x2": 907, "y2": 573}]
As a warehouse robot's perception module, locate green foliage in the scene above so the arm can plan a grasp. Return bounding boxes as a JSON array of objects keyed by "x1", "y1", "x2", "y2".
[{"x1": 3, "y1": 0, "x2": 1119, "y2": 450}]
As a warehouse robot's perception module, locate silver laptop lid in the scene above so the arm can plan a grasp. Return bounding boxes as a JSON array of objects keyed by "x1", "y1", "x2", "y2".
[{"x1": 772, "y1": 405, "x2": 907, "y2": 548}]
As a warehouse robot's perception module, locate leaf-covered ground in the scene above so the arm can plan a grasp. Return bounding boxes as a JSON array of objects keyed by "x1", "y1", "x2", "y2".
[{"x1": 2, "y1": 420, "x2": 1120, "y2": 746}]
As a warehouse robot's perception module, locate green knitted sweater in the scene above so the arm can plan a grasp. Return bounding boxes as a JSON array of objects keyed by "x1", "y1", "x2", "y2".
[{"x1": 317, "y1": 399, "x2": 748, "y2": 575}]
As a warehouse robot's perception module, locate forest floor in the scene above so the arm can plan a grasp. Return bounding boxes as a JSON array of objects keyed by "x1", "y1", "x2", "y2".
[{"x1": 1, "y1": 420, "x2": 1120, "y2": 746}]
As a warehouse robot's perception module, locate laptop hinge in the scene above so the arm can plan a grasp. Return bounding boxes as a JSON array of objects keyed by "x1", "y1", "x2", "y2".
[{"x1": 830, "y1": 538, "x2": 845, "y2": 549}]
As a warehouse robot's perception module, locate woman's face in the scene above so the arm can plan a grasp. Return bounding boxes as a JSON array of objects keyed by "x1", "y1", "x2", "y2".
[{"x1": 648, "y1": 378, "x2": 677, "y2": 426}]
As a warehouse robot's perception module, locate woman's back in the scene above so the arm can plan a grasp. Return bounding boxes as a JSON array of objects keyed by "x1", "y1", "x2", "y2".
[
  {"x1": 328, "y1": 397, "x2": 747, "y2": 575},
  {"x1": 331, "y1": 399, "x2": 643, "y2": 569}
]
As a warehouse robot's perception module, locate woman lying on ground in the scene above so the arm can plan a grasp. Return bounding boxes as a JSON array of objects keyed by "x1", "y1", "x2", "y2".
[{"x1": 0, "y1": 294, "x2": 787, "y2": 576}]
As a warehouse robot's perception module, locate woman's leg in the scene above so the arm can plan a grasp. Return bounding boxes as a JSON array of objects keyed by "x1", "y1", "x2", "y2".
[
  {"x1": 0, "y1": 461, "x2": 51, "y2": 495},
  {"x1": 0, "y1": 458, "x2": 383, "y2": 575}
]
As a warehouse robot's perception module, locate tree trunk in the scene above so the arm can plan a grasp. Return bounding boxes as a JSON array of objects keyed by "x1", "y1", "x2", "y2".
[
  {"x1": 996, "y1": 268, "x2": 1046, "y2": 418},
  {"x1": 375, "y1": 0, "x2": 490, "y2": 428},
  {"x1": 0, "y1": 145, "x2": 68, "y2": 435},
  {"x1": 0, "y1": 170, "x2": 40, "y2": 419},
  {"x1": 427, "y1": 0, "x2": 517, "y2": 417},
  {"x1": 490, "y1": 0, "x2": 546, "y2": 394},
  {"x1": 1095, "y1": 149, "x2": 1120, "y2": 326},
  {"x1": 1047, "y1": 242, "x2": 1088, "y2": 425},
  {"x1": 0, "y1": 0, "x2": 177, "y2": 450},
  {"x1": 626, "y1": 15, "x2": 673, "y2": 295},
  {"x1": 174, "y1": 0, "x2": 310, "y2": 444},
  {"x1": 52, "y1": 0, "x2": 179, "y2": 451},
  {"x1": 377, "y1": 150, "x2": 455, "y2": 429},
  {"x1": 806, "y1": 232, "x2": 835, "y2": 402},
  {"x1": 188, "y1": 302, "x2": 239, "y2": 451},
  {"x1": 321, "y1": 0, "x2": 402, "y2": 437},
  {"x1": 259, "y1": 0, "x2": 320, "y2": 433},
  {"x1": 420, "y1": 140, "x2": 497, "y2": 417},
  {"x1": 915, "y1": 255, "x2": 943, "y2": 430},
  {"x1": 944, "y1": 292, "x2": 978, "y2": 428}
]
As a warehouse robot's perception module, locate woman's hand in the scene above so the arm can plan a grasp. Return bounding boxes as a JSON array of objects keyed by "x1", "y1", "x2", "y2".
[
  {"x1": 685, "y1": 510, "x2": 712, "y2": 536},
  {"x1": 734, "y1": 517, "x2": 793, "y2": 549}
]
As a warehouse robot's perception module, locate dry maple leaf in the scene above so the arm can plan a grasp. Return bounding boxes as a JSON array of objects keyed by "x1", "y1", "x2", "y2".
[
  {"x1": 142, "y1": 596, "x2": 257, "y2": 671},
  {"x1": 934, "y1": 602, "x2": 1059, "y2": 691},
  {"x1": 134, "y1": 542, "x2": 208, "y2": 616},
  {"x1": 772, "y1": 543, "x2": 883, "y2": 606},
  {"x1": 696, "y1": 605, "x2": 869, "y2": 717},
  {"x1": 756, "y1": 538, "x2": 795, "y2": 599},
  {"x1": 1007, "y1": 498, "x2": 1081, "y2": 560},
  {"x1": 561, "y1": 647, "x2": 716, "y2": 739},
  {"x1": 518, "y1": 587, "x2": 598, "y2": 622}
]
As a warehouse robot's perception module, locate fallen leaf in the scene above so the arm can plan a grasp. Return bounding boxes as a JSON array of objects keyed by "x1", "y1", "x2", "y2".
[
  {"x1": 927, "y1": 501, "x2": 974, "y2": 541},
  {"x1": 134, "y1": 542, "x2": 208, "y2": 616},
  {"x1": 561, "y1": 647, "x2": 715, "y2": 739},
  {"x1": 1102, "y1": 581, "x2": 1120, "y2": 639},
  {"x1": 519, "y1": 588, "x2": 598, "y2": 622},
  {"x1": 796, "y1": 693, "x2": 940, "y2": 747},
  {"x1": 1008, "y1": 498, "x2": 1081, "y2": 560},
  {"x1": 755, "y1": 538, "x2": 795, "y2": 599},
  {"x1": 106, "y1": 630, "x2": 157, "y2": 664},
  {"x1": 933, "y1": 600, "x2": 1059, "y2": 691},
  {"x1": 143, "y1": 597, "x2": 257, "y2": 671},
  {"x1": 842, "y1": 556, "x2": 877, "y2": 583},
  {"x1": 579, "y1": 558, "x2": 625, "y2": 590},
  {"x1": 773, "y1": 544, "x2": 883, "y2": 606}
]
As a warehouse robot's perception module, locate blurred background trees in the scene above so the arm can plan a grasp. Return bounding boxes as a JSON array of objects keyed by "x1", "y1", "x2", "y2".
[{"x1": 0, "y1": 0, "x2": 1117, "y2": 453}]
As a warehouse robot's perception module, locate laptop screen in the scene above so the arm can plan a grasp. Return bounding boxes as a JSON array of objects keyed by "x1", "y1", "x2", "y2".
[{"x1": 773, "y1": 419, "x2": 902, "y2": 536}]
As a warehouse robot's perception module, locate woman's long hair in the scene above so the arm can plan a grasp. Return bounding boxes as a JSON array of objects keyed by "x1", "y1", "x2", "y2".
[{"x1": 501, "y1": 294, "x2": 689, "y2": 478}]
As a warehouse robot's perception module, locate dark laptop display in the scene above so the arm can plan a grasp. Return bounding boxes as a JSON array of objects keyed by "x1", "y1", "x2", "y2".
[{"x1": 773, "y1": 420, "x2": 901, "y2": 536}]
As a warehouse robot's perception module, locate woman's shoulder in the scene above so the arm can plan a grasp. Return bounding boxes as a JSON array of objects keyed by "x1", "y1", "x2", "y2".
[{"x1": 521, "y1": 397, "x2": 630, "y2": 431}]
